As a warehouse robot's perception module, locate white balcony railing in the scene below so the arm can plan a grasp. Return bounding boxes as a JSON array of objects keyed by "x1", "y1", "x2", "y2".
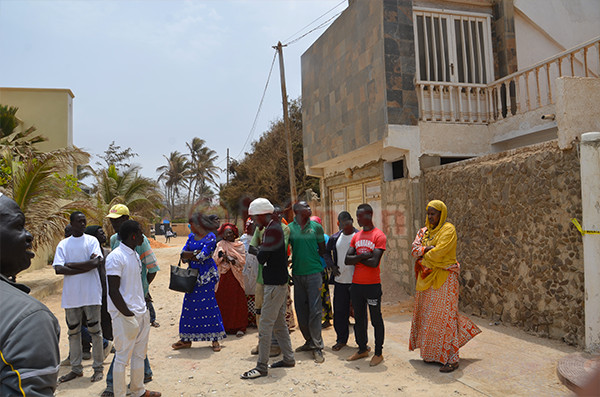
[{"x1": 416, "y1": 36, "x2": 600, "y2": 124}]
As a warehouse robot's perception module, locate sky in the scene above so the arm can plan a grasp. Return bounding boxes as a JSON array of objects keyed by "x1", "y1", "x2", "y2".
[{"x1": 0, "y1": 0, "x2": 346, "y2": 185}]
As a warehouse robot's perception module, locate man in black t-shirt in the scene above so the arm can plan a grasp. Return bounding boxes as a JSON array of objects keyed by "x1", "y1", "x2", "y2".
[{"x1": 241, "y1": 198, "x2": 295, "y2": 379}]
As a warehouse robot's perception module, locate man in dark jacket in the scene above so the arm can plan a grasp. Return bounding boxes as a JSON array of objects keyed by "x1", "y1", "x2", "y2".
[
  {"x1": 0, "y1": 193, "x2": 61, "y2": 396},
  {"x1": 241, "y1": 198, "x2": 295, "y2": 379}
]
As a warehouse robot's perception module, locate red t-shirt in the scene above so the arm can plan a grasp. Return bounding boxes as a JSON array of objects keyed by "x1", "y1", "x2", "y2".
[{"x1": 350, "y1": 227, "x2": 387, "y2": 284}]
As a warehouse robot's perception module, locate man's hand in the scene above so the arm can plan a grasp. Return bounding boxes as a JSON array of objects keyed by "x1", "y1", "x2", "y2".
[{"x1": 333, "y1": 265, "x2": 341, "y2": 277}]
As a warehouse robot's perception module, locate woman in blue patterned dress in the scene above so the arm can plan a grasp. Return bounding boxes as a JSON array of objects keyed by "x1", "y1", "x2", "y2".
[{"x1": 172, "y1": 212, "x2": 226, "y2": 352}]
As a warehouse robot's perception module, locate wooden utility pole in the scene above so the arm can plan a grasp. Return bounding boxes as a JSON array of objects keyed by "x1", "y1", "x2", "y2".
[
  {"x1": 226, "y1": 148, "x2": 230, "y2": 185},
  {"x1": 273, "y1": 41, "x2": 298, "y2": 203}
]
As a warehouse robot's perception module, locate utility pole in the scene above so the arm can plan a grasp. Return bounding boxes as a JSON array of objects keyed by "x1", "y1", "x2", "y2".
[
  {"x1": 226, "y1": 148, "x2": 230, "y2": 185},
  {"x1": 273, "y1": 41, "x2": 298, "y2": 203}
]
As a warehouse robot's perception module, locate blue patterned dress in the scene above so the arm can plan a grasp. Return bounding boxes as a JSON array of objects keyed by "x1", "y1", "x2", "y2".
[{"x1": 179, "y1": 232, "x2": 226, "y2": 342}]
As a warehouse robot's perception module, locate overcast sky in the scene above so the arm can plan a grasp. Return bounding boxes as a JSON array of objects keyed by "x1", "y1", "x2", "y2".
[{"x1": 0, "y1": 0, "x2": 346, "y2": 185}]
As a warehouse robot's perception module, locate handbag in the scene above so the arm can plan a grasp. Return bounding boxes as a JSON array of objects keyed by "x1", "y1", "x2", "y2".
[{"x1": 169, "y1": 259, "x2": 199, "y2": 293}]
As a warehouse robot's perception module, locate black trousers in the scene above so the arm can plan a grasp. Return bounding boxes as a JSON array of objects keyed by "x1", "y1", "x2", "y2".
[
  {"x1": 350, "y1": 283, "x2": 384, "y2": 356},
  {"x1": 333, "y1": 282, "x2": 352, "y2": 344}
]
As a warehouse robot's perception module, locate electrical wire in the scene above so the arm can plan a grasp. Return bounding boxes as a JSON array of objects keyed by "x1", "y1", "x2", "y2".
[
  {"x1": 283, "y1": 10, "x2": 344, "y2": 46},
  {"x1": 282, "y1": 0, "x2": 346, "y2": 44},
  {"x1": 233, "y1": 50, "x2": 278, "y2": 161}
]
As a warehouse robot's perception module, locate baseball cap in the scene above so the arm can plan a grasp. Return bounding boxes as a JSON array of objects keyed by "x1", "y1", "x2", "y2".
[{"x1": 106, "y1": 204, "x2": 130, "y2": 218}]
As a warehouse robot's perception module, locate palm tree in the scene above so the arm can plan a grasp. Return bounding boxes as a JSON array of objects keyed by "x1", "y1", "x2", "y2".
[
  {"x1": 89, "y1": 164, "x2": 163, "y2": 233},
  {"x1": 3, "y1": 147, "x2": 91, "y2": 251},
  {"x1": 186, "y1": 138, "x2": 220, "y2": 210},
  {"x1": 156, "y1": 151, "x2": 189, "y2": 219},
  {"x1": 0, "y1": 105, "x2": 46, "y2": 160}
]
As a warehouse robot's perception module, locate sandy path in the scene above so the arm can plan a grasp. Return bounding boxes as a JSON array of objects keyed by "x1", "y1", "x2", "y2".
[{"x1": 43, "y1": 236, "x2": 573, "y2": 396}]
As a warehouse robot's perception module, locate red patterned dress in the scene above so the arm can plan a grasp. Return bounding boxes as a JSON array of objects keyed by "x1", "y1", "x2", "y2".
[{"x1": 409, "y1": 227, "x2": 481, "y2": 364}]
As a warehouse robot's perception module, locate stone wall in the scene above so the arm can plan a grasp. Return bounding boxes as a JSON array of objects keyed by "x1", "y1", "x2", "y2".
[{"x1": 423, "y1": 140, "x2": 584, "y2": 346}]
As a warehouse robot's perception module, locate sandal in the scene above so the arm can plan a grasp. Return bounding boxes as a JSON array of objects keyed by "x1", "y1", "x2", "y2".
[
  {"x1": 91, "y1": 370, "x2": 104, "y2": 382},
  {"x1": 211, "y1": 341, "x2": 221, "y2": 352},
  {"x1": 240, "y1": 368, "x2": 267, "y2": 379},
  {"x1": 100, "y1": 391, "x2": 114, "y2": 397},
  {"x1": 151, "y1": 321, "x2": 160, "y2": 328},
  {"x1": 440, "y1": 362, "x2": 459, "y2": 372},
  {"x1": 172, "y1": 340, "x2": 192, "y2": 350},
  {"x1": 332, "y1": 342, "x2": 346, "y2": 351},
  {"x1": 58, "y1": 371, "x2": 83, "y2": 383}
]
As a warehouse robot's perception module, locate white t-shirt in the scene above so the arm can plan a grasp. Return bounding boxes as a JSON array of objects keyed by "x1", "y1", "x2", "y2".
[
  {"x1": 53, "y1": 234, "x2": 103, "y2": 309},
  {"x1": 105, "y1": 243, "x2": 147, "y2": 317},
  {"x1": 335, "y1": 232, "x2": 355, "y2": 284}
]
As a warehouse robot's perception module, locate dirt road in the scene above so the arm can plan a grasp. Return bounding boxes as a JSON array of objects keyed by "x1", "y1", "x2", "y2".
[{"x1": 42, "y1": 236, "x2": 573, "y2": 396}]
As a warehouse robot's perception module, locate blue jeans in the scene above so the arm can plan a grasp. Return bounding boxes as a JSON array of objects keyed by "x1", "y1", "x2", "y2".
[
  {"x1": 105, "y1": 354, "x2": 152, "y2": 391},
  {"x1": 292, "y1": 273, "x2": 324, "y2": 350}
]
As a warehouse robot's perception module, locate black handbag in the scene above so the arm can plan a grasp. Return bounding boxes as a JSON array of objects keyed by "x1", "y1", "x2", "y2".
[{"x1": 169, "y1": 259, "x2": 199, "y2": 293}]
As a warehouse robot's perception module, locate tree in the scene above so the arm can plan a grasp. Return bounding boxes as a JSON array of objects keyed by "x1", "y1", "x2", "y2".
[
  {"x1": 156, "y1": 151, "x2": 189, "y2": 219},
  {"x1": 0, "y1": 105, "x2": 46, "y2": 161},
  {"x1": 220, "y1": 99, "x2": 319, "y2": 217},
  {"x1": 96, "y1": 141, "x2": 138, "y2": 170},
  {"x1": 89, "y1": 164, "x2": 163, "y2": 233},
  {"x1": 186, "y1": 138, "x2": 220, "y2": 210}
]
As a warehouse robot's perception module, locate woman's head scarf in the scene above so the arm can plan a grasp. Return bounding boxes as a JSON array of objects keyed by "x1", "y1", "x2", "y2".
[
  {"x1": 425, "y1": 200, "x2": 447, "y2": 236},
  {"x1": 244, "y1": 217, "x2": 254, "y2": 235},
  {"x1": 217, "y1": 222, "x2": 239, "y2": 239}
]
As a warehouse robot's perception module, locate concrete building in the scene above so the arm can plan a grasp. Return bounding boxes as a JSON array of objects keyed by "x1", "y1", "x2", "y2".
[{"x1": 301, "y1": 0, "x2": 600, "y2": 305}]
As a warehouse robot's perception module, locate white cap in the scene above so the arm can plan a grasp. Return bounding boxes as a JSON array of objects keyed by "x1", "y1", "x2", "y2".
[{"x1": 248, "y1": 198, "x2": 274, "y2": 215}]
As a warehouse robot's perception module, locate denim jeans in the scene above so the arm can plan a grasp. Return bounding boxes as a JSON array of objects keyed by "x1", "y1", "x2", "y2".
[{"x1": 292, "y1": 273, "x2": 324, "y2": 350}]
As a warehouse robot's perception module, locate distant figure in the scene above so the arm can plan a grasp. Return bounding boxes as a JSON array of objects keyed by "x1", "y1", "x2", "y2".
[
  {"x1": 325, "y1": 211, "x2": 357, "y2": 351},
  {"x1": 310, "y1": 215, "x2": 333, "y2": 329},
  {"x1": 409, "y1": 200, "x2": 481, "y2": 372},
  {"x1": 240, "y1": 218, "x2": 258, "y2": 327},
  {"x1": 165, "y1": 228, "x2": 174, "y2": 243},
  {"x1": 0, "y1": 193, "x2": 61, "y2": 396},
  {"x1": 214, "y1": 223, "x2": 248, "y2": 336},
  {"x1": 173, "y1": 212, "x2": 225, "y2": 352},
  {"x1": 344, "y1": 203, "x2": 387, "y2": 366},
  {"x1": 105, "y1": 220, "x2": 161, "y2": 397},
  {"x1": 53, "y1": 211, "x2": 105, "y2": 383}
]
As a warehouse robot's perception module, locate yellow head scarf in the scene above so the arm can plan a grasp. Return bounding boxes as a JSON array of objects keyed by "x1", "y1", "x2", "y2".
[{"x1": 416, "y1": 199, "x2": 457, "y2": 291}]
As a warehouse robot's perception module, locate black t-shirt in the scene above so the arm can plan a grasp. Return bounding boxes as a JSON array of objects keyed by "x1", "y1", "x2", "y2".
[{"x1": 257, "y1": 220, "x2": 288, "y2": 285}]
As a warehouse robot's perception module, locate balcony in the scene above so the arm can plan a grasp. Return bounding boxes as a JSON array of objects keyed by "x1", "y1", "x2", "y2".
[{"x1": 416, "y1": 36, "x2": 600, "y2": 124}]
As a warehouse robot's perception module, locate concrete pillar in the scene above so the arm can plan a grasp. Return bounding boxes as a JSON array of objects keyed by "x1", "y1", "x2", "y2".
[{"x1": 580, "y1": 131, "x2": 600, "y2": 352}]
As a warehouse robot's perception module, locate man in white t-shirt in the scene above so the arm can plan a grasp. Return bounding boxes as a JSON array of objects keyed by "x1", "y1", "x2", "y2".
[
  {"x1": 53, "y1": 211, "x2": 104, "y2": 383},
  {"x1": 324, "y1": 211, "x2": 357, "y2": 352},
  {"x1": 105, "y1": 220, "x2": 161, "y2": 397}
]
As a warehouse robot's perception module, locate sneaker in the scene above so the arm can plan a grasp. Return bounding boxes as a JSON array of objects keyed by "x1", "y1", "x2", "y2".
[
  {"x1": 294, "y1": 342, "x2": 313, "y2": 352},
  {"x1": 370, "y1": 354, "x2": 384, "y2": 366},
  {"x1": 313, "y1": 349, "x2": 325, "y2": 363},
  {"x1": 103, "y1": 341, "x2": 113, "y2": 361}
]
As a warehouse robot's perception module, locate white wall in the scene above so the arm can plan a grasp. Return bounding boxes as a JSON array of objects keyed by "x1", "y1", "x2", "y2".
[{"x1": 514, "y1": 0, "x2": 600, "y2": 69}]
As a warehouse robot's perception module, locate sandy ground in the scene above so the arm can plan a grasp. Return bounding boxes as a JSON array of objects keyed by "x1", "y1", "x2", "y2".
[{"x1": 31, "y1": 235, "x2": 576, "y2": 397}]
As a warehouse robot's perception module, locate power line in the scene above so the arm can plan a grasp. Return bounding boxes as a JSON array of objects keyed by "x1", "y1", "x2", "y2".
[
  {"x1": 234, "y1": 50, "x2": 278, "y2": 161},
  {"x1": 284, "y1": 10, "x2": 344, "y2": 47},
  {"x1": 282, "y1": 0, "x2": 346, "y2": 44}
]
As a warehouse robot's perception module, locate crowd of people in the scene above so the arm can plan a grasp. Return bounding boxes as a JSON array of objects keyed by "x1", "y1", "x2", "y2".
[{"x1": 0, "y1": 193, "x2": 483, "y2": 396}]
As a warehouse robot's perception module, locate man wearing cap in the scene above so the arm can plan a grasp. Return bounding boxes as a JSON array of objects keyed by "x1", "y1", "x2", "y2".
[
  {"x1": 288, "y1": 201, "x2": 327, "y2": 363},
  {"x1": 0, "y1": 193, "x2": 61, "y2": 396},
  {"x1": 241, "y1": 198, "x2": 294, "y2": 379},
  {"x1": 53, "y1": 211, "x2": 105, "y2": 383},
  {"x1": 102, "y1": 204, "x2": 159, "y2": 397}
]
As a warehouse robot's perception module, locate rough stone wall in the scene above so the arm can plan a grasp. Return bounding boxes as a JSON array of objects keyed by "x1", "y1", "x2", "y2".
[{"x1": 423, "y1": 140, "x2": 584, "y2": 346}]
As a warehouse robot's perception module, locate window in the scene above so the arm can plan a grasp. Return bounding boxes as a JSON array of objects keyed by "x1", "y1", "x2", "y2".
[{"x1": 414, "y1": 8, "x2": 493, "y2": 84}]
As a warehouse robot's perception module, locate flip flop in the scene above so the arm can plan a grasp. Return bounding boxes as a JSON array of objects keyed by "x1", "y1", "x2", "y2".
[
  {"x1": 240, "y1": 368, "x2": 267, "y2": 379},
  {"x1": 58, "y1": 371, "x2": 83, "y2": 383},
  {"x1": 172, "y1": 340, "x2": 192, "y2": 350},
  {"x1": 151, "y1": 321, "x2": 160, "y2": 328}
]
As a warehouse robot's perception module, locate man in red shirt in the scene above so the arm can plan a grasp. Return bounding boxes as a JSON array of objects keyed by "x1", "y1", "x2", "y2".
[{"x1": 344, "y1": 203, "x2": 386, "y2": 366}]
